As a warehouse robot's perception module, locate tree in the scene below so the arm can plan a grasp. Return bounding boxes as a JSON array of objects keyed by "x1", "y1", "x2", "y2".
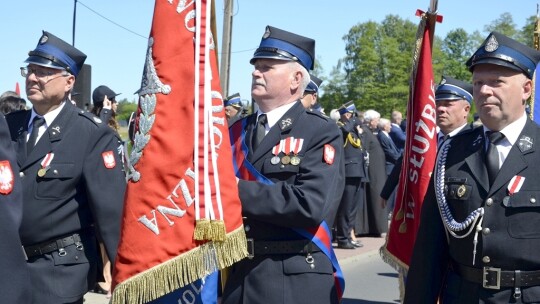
[
  {"x1": 519, "y1": 15, "x2": 538, "y2": 48},
  {"x1": 484, "y1": 12, "x2": 518, "y2": 39},
  {"x1": 116, "y1": 98, "x2": 138, "y2": 124},
  {"x1": 438, "y1": 28, "x2": 474, "y2": 81}
]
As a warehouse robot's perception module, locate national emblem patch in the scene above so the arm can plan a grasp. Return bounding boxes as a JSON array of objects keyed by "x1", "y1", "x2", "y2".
[
  {"x1": 0, "y1": 160, "x2": 14, "y2": 195},
  {"x1": 323, "y1": 144, "x2": 335, "y2": 165},
  {"x1": 102, "y1": 151, "x2": 116, "y2": 169}
]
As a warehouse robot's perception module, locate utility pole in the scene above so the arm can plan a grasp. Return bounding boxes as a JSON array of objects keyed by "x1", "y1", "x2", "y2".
[
  {"x1": 220, "y1": 0, "x2": 234, "y2": 97},
  {"x1": 72, "y1": 0, "x2": 78, "y2": 46}
]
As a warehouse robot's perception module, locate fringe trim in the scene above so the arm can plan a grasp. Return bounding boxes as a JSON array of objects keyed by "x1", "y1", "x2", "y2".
[
  {"x1": 194, "y1": 219, "x2": 226, "y2": 241},
  {"x1": 111, "y1": 225, "x2": 248, "y2": 304},
  {"x1": 379, "y1": 235, "x2": 409, "y2": 302}
]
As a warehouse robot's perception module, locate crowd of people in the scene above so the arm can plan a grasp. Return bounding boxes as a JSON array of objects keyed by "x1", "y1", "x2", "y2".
[{"x1": 3, "y1": 18, "x2": 540, "y2": 304}]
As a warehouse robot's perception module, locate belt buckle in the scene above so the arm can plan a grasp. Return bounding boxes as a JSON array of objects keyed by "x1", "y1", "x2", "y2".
[
  {"x1": 247, "y1": 238, "x2": 254, "y2": 259},
  {"x1": 483, "y1": 267, "x2": 501, "y2": 290}
]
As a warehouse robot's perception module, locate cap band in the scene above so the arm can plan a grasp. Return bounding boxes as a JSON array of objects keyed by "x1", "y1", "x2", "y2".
[
  {"x1": 31, "y1": 43, "x2": 78, "y2": 75},
  {"x1": 471, "y1": 44, "x2": 536, "y2": 78},
  {"x1": 338, "y1": 104, "x2": 356, "y2": 115},
  {"x1": 305, "y1": 79, "x2": 319, "y2": 93},
  {"x1": 436, "y1": 84, "x2": 473, "y2": 103},
  {"x1": 225, "y1": 96, "x2": 241, "y2": 107},
  {"x1": 255, "y1": 37, "x2": 313, "y2": 70}
]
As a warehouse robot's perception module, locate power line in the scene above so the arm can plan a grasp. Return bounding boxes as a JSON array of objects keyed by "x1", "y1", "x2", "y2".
[{"x1": 77, "y1": 1, "x2": 148, "y2": 39}]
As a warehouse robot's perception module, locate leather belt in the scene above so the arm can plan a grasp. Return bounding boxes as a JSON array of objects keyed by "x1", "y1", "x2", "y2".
[
  {"x1": 452, "y1": 262, "x2": 540, "y2": 290},
  {"x1": 23, "y1": 234, "x2": 83, "y2": 260},
  {"x1": 246, "y1": 238, "x2": 320, "y2": 259}
]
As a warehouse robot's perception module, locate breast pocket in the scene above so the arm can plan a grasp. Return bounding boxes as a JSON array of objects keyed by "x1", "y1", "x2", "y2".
[
  {"x1": 506, "y1": 190, "x2": 540, "y2": 239},
  {"x1": 36, "y1": 162, "x2": 77, "y2": 200}
]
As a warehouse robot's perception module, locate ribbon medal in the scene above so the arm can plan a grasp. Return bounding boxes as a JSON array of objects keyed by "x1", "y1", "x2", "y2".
[
  {"x1": 290, "y1": 137, "x2": 304, "y2": 166},
  {"x1": 38, "y1": 153, "x2": 54, "y2": 177},
  {"x1": 271, "y1": 141, "x2": 282, "y2": 165},
  {"x1": 281, "y1": 137, "x2": 292, "y2": 165}
]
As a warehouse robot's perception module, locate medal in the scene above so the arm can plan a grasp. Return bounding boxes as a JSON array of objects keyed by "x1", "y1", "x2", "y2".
[
  {"x1": 290, "y1": 137, "x2": 304, "y2": 166},
  {"x1": 37, "y1": 168, "x2": 48, "y2": 177},
  {"x1": 38, "y1": 153, "x2": 54, "y2": 177},
  {"x1": 271, "y1": 141, "x2": 283, "y2": 165},
  {"x1": 290, "y1": 156, "x2": 301, "y2": 165},
  {"x1": 281, "y1": 137, "x2": 293, "y2": 165},
  {"x1": 281, "y1": 155, "x2": 291, "y2": 164}
]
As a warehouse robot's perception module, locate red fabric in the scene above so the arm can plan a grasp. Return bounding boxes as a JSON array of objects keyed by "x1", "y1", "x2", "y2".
[
  {"x1": 112, "y1": 0, "x2": 243, "y2": 288},
  {"x1": 385, "y1": 21, "x2": 437, "y2": 267}
]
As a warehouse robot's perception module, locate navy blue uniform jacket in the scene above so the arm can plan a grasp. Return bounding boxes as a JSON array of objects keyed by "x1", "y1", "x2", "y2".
[
  {"x1": 6, "y1": 102, "x2": 126, "y2": 303},
  {"x1": 223, "y1": 101, "x2": 344, "y2": 304}
]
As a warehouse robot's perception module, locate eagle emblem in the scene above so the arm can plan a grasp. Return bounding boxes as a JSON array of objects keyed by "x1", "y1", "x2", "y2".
[
  {"x1": 102, "y1": 151, "x2": 116, "y2": 169},
  {"x1": 0, "y1": 161, "x2": 14, "y2": 195}
]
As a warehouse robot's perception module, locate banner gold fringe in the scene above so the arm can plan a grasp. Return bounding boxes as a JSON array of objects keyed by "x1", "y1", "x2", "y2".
[
  {"x1": 194, "y1": 218, "x2": 210, "y2": 240},
  {"x1": 111, "y1": 225, "x2": 248, "y2": 304}
]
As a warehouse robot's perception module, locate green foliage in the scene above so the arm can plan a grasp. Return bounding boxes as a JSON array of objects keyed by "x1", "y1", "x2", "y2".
[
  {"x1": 319, "y1": 12, "x2": 537, "y2": 119},
  {"x1": 116, "y1": 98, "x2": 138, "y2": 123}
]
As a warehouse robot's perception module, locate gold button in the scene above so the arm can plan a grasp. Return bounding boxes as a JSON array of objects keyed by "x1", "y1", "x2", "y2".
[
  {"x1": 482, "y1": 256, "x2": 490, "y2": 263},
  {"x1": 482, "y1": 228, "x2": 490, "y2": 235}
]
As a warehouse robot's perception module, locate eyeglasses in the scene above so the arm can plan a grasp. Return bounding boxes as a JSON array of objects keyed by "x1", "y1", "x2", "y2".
[{"x1": 20, "y1": 66, "x2": 69, "y2": 80}]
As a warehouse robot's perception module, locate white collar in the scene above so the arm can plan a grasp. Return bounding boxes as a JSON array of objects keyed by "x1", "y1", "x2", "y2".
[
  {"x1": 483, "y1": 113, "x2": 527, "y2": 146},
  {"x1": 28, "y1": 101, "x2": 66, "y2": 130},
  {"x1": 257, "y1": 101, "x2": 297, "y2": 130}
]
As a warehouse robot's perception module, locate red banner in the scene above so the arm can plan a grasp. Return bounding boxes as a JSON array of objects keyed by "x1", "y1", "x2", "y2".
[
  {"x1": 111, "y1": 1, "x2": 247, "y2": 303},
  {"x1": 381, "y1": 12, "x2": 437, "y2": 277}
]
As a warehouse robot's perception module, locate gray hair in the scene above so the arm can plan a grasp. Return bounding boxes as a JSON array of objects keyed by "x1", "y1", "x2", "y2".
[{"x1": 363, "y1": 109, "x2": 381, "y2": 122}]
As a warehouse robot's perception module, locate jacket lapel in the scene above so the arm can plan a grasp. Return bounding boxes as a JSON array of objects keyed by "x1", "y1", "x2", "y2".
[
  {"x1": 489, "y1": 120, "x2": 536, "y2": 194},
  {"x1": 21, "y1": 103, "x2": 72, "y2": 170},
  {"x1": 250, "y1": 102, "x2": 303, "y2": 165},
  {"x1": 464, "y1": 131, "x2": 489, "y2": 193}
]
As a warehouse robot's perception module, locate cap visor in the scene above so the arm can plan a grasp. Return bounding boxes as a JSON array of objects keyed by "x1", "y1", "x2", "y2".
[
  {"x1": 250, "y1": 51, "x2": 295, "y2": 65},
  {"x1": 25, "y1": 56, "x2": 65, "y2": 70},
  {"x1": 470, "y1": 58, "x2": 525, "y2": 75}
]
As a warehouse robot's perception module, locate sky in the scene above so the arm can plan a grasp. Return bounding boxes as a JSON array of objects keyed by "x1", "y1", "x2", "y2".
[{"x1": 0, "y1": 0, "x2": 535, "y2": 109}]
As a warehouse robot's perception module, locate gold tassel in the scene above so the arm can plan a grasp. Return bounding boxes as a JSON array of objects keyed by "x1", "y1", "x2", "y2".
[
  {"x1": 194, "y1": 218, "x2": 211, "y2": 240},
  {"x1": 394, "y1": 209, "x2": 404, "y2": 221},
  {"x1": 209, "y1": 220, "x2": 226, "y2": 241},
  {"x1": 398, "y1": 221, "x2": 407, "y2": 233}
]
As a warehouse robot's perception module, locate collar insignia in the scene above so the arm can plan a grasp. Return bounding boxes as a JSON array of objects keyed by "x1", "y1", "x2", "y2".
[
  {"x1": 280, "y1": 118, "x2": 293, "y2": 129},
  {"x1": 518, "y1": 135, "x2": 533, "y2": 152}
]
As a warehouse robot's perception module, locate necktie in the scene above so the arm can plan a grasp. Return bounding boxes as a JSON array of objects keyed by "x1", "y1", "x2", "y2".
[
  {"x1": 27, "y1": 116, "x2": 46, "y2": 155},
  {"x1": 486, "y1": 131, "x2": 504, "y2": 185},
  {"x1": 253, "y1": 114, "x2": 267, "y2": 151}
]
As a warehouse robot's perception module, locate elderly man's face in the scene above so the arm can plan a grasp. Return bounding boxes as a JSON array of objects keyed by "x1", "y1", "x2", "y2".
[
  {"x1": 251, "y1": 59, "x2": 301, "y2": 111},
  {"x1": 24, "y1": 64, "x2": 74, "y2": 115},
  {"x1": 472, "y1": 64, "x2": 531, "y2": 131}
]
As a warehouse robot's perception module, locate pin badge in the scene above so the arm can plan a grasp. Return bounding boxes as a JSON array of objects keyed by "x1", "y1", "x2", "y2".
[{"x1": 457, "y1": 185, "x2": 467, "y2": 198}]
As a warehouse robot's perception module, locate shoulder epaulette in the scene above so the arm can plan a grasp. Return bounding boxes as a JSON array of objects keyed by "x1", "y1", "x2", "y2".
[{"x1": 78, "y1": 110, "x2": 104, "y2": 126}]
